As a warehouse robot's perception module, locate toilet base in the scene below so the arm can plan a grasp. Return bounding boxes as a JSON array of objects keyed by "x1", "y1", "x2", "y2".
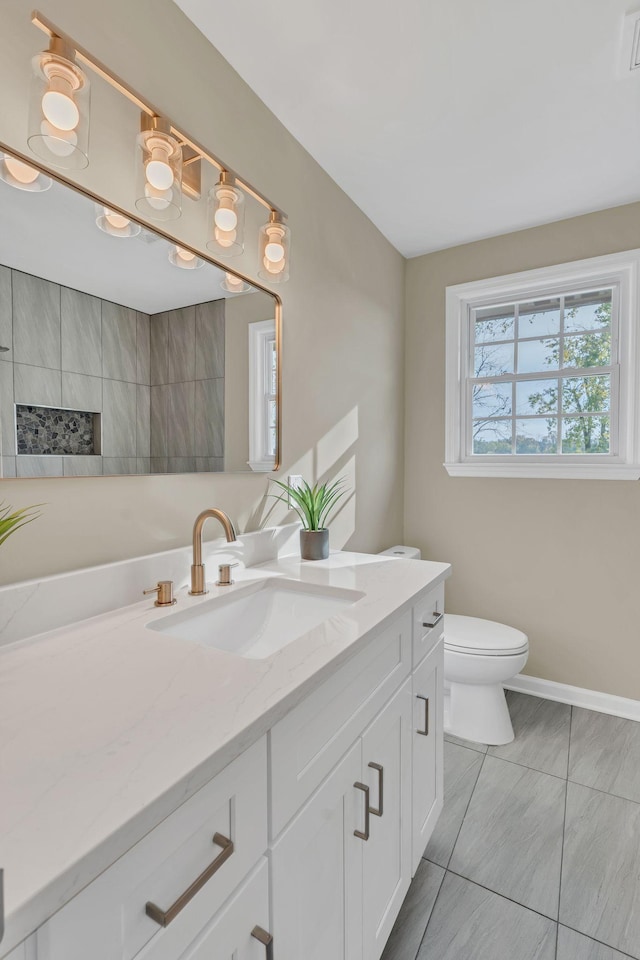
[{"x1": 445, "y1": 681, "x2": 514, "y2": 745}]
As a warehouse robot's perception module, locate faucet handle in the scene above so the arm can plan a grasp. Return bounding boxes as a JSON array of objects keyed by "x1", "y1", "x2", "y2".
[
  {"x1": 143, "y1": 580, "x2": 177, "y2": 607},
  {"x1": 216, "y1": 562, "x2": 238, "y2": 586}
]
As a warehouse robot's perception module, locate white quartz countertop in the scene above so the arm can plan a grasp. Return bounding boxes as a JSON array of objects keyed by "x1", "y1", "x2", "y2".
[{"x1": 0, "y1": 551, "x2": 450, "y2": 954}]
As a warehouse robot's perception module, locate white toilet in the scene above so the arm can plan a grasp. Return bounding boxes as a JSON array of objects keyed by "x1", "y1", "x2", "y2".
[
  {"x1": 378, "y1": 546, "x2": 528, "y2": 746},
  {"x1": 444, "y1": 615, "x2": 528, "y2": 745}
]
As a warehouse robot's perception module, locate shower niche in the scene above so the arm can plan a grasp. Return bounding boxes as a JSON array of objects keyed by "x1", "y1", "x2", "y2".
[{"x1": 16, "y1": 404, "x2": 101, "y2": 457}]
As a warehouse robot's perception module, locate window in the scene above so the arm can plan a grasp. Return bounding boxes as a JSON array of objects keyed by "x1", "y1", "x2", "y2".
[
  {"x1": 444, "y1": 252, "x2": 640, "y2": 479},
  {"x1": 248, "y1": 318, "x2": 277, "y2": 472}
]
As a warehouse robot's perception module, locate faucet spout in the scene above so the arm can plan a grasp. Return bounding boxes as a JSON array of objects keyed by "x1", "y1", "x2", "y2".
[{"x1": 190, "y1": 508, "x2": 237, "y2": 595}]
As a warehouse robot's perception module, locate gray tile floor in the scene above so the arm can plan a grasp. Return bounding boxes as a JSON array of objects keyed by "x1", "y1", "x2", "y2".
[{"x1": 382, "y1": 691, "x2": 640, "y2": 960}]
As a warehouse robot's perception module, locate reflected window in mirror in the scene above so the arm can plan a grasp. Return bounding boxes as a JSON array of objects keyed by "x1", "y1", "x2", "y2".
[{"x1": 248, "y1": 319, "x2": 277, "y2": 472}]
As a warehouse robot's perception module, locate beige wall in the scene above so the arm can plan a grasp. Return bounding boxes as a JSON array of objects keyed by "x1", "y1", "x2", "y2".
[
  {"x1": 405, "y1": 203, "x2": 640, "y2": 699},
  {"x1": 0, "y1": 0, "x2": 405, "y2": 585}
]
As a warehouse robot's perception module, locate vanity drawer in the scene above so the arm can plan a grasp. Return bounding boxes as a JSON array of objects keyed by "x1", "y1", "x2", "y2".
[
  {"x1": 37, "y1": 737, "x2": 267, "y2": 960},
  {"x1": 413, "y1": 582, "x2": 445, "y2": 666},
  {"x1": 270, "y1": 610, "x2": 411, "y2": 837}
]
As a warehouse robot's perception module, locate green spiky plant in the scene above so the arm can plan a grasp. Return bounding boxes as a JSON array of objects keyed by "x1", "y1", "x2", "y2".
[
  {"x1": 270, "y1": 477, "x2": 347, "y2": 531},
  {"x1": 0, "y1": 501, "x2": 42, "y2": 547}
]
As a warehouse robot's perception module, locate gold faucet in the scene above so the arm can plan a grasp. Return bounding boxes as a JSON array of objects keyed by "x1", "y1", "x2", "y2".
[{"x1": 189, "y1": 508, "x2": 238, "y2": 595}]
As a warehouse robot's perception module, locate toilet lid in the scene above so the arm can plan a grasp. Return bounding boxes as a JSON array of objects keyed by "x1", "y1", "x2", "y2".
[{"x1": 444, "y1": 614, "x2": 529, "y2": 657}]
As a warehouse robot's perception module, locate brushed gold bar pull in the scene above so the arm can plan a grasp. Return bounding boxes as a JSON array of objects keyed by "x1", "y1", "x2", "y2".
[
  {"x1": 354, "y1": 782, "x2": 370, "y2": 840},
  {"x1": 423, "y1": 611, "x2": 443, "y2": 629},
  {"x1": 252, "y1": 925, "x2": 274, "y2": 960},
  {"x1": 368, "y1": 762, "x2": 384, "y2": 817},
  {"x1": 417, "y1": 695, "x2": 430, "y2": 736},
  {"x1": 145, "y1": 832, "x2": 234, "y2": 926}
]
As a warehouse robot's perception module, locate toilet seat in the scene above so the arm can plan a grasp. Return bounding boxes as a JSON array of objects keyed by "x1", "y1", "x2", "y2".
[{"x1": 444, "y1": 614, "x2": 528, "y2": 658}]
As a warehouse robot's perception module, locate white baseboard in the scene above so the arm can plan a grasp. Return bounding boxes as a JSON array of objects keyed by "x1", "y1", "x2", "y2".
[{"x1": 505, "y1": 674, "x2": 640, "y2": 723}]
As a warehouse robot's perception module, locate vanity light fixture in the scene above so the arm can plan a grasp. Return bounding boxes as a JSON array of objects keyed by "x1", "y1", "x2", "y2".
[
  {"x1": 27, "y1": 36, "x2": 90, "y2": 169},
  {"x1": 95, "y1": 204, "x2": 141, "y2": 238},
  {"x1": 135, "y1": 115, "x2": 183, "y2": 221},
  {"x1": 28, "y1": 12, "x2": 290, "y2": 277},
  {"x1": 207, "y1": 171, "x2": 245, "y2": 257},
  {"x1": 168, "y1": 244, "x2": 204, "y2": 270},
  {"x1": 258, "y1": 211, "x2": 291, "y2": 284},
  {"x1": 0, "y1": 152, "x2": 52, "y2": 192},
  {"x1": 221, "y1": 272, "x2": 251, "y2": 294}
]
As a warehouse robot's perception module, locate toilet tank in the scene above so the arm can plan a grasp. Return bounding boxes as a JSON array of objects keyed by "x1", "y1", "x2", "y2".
[{"x1": 378, "y1": 545, "x2": 421, "y2": 560}]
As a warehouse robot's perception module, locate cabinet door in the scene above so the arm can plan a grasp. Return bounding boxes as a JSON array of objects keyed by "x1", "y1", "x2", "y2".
[
  {"x1": 271, "y1": 741, "x2": 363, "y2": 960},
  {"x1": 139, "y1": 859, "x2": 270, "y2": 960},
  {"x1": 361, "y1": 679, "x2": 413, "y2": 960},
  {"x1": 412, "y1": 639, "x2": 444, "y2": 873}
]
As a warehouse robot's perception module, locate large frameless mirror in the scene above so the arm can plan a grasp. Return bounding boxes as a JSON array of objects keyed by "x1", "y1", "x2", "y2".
[{"x1": 0, "y1": 160, "x2": 280, "y2": 478}]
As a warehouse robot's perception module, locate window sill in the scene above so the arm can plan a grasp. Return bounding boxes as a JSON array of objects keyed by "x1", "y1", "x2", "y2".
[
  {"x1": 247, "y1": 459, "x2": 276, "y2": 473},
  {"x1": 443, "y1": 461, "x2": 640, "y2": 480}
]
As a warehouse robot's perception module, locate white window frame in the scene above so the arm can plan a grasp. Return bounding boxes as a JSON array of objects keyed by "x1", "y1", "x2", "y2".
[
  {"x1": 444, "y1": 250, "x2": 640, "y2": 479},
  {"x1": 247, "y1": 318, "x2": 277, "y2": 472}
]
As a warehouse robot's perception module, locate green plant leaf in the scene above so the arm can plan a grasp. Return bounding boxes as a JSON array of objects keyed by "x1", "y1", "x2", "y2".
[
  {"x1": 268, "y1": 477, "x2": 348, "y2": 531},
  {"x1": 0, "y1": 502, "x2": 42, "y2": 547}
]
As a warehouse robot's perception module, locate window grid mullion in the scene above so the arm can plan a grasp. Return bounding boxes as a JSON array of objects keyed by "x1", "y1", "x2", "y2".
[{"x1": 558, "y1": 294, "x2": 565, "y2": 453}]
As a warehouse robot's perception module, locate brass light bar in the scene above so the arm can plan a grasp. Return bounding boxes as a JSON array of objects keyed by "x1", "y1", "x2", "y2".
[{"x1": 30, "y1": 9, "x2": 287, "y2": 219}]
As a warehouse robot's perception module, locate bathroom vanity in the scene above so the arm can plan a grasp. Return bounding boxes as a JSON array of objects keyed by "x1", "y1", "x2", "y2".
[{"x1": 0, "y1": 537, "x2": 449, "y2": 960}]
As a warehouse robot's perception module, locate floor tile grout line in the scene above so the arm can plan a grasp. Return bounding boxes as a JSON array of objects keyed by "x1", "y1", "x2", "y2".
[
  {"x1": 558, "y1": 921, "x2": 640, "y2": 960},
  {"x1": 411, "y1": 863, "x2": 448, "y2": 960},
  {"x1": 442, "y1": 866, "x2": 560, "y2": 924},
  {"x1": 444, "y1": 749, "x2": 487, "y2": 871},
  {"x1": 555, "y1": 705, "x2": 572, "y2": 960},
  {"x1": 481, "y1": 751, "x2": 568, "y2": 783}
]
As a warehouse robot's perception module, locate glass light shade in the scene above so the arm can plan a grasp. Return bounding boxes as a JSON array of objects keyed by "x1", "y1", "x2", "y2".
[
  {"x1": 258, "y1": 213, "x2": 290, "y2": 283},
  {"x1": 135, "y1": 118, "x2": 183, "y2": 221},
  {"x1": 221, "y1": 272, "x2": 251, "y2": 293},
  {"x1": 95, "y1": 204, "x2": 141, "y2": 238},
  {"x1": 206, "y1": 174, "x2": 245, "y2": 257},
  {"x1": 27, "y1": 41, "x2": 90, "y2": 170},
  {"x1": 168, "y1": 244, "x2": 204, "y2": 270},
  {"x1": 0, "y1": 153, "x2": 52, "y2": 192}
]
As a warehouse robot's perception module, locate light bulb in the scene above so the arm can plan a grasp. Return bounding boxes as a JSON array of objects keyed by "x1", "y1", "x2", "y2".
[
  {"x1": 104, "y1": 208, "x2": 131, "y2": 230},
  {"x1": 176, "y1": 246, "x2": 195, "y2": 262},
  {"x1": 39, "y1": 119, "x2": 78, "y2": 157},
  {"x1": 146, "y1": 158, "x2": 174, "y2": 191},
  {"x1": 264, "y1": 255, "x2": 285, "y2": 275},
  {"x1": 214, "y1": 206, "x2": 238, "y2": 231},
  {"x1": 265, "y1": 240, "x2": 285, "y2": 263},
  {"x1": 4, "y1": 157, "x2": 39, "y2": 184},
  {"x1": 42, "y1": 88, "x2": 79, "y2": 131},
  {"x1": 214, "y1": 226, "x2": 237, "y2": 248},
  {"x1": 225, "y1": 273, "x2": 242, "y2": 289}
]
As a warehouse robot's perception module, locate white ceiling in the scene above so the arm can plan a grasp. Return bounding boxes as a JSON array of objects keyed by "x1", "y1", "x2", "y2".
[
  {"x1": 0, "y1": 174, "x2": 250, "y2": 313},
  {"x1": 175, "y1": 0, "x2": 640, "y2": 257}
]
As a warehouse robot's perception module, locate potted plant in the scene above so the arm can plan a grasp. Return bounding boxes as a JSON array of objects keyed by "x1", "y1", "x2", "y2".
[
  {"x1": 0, "y1": 501, "x2": 41, "y2": 547},
  {"x1": 270, "y1": 477, "x2": 347, "y2": 560}
]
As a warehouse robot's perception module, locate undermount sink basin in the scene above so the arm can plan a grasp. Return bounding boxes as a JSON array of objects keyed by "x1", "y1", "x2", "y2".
[{"x1": 147, "y1": 578, "x2": 365, "y2": 659}]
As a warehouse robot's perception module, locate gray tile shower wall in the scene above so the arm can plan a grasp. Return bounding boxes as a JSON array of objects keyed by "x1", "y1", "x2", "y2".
[
  {"x1": 0, "y1": 265, "x2": 151, "y2": 477},
  {"x1": 148, "y1": 299, "x2": 224, "y2": 467}
]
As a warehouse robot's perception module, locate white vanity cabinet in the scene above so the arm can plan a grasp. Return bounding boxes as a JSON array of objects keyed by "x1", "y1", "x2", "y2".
[
  {"x1": 3, "y1": 572, "x2": 447, "y2": 960},
  {"x1": 412, "y1": 641, "x2": 444, "y2": 872},
  {"x1": 36, "y1": 738, "x2": 268, "y2": 960},
  {"x1": 269, "y1": 594, "x2": 443, "y2": 960}
]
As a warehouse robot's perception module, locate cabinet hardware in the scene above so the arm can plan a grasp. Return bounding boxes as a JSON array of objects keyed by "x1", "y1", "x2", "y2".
[
  {"x1": 145, "y1": 832, "x2": 234, "y2": 926},
  {"x1": 422, "y1": 611, "x2": 443, "y2": 629},
  {"x1": 416, "y1": 695, "x2": 430, "y2": 736},
  {"x1": 368, "y1": 762, "x2": 384, "y2": 817},
  {"x1": 252, "y1": 926, "x2": 274, "y2": 959},
  {"x1": 353, "y1": 782, "x2": 370, "y2": 840}
]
